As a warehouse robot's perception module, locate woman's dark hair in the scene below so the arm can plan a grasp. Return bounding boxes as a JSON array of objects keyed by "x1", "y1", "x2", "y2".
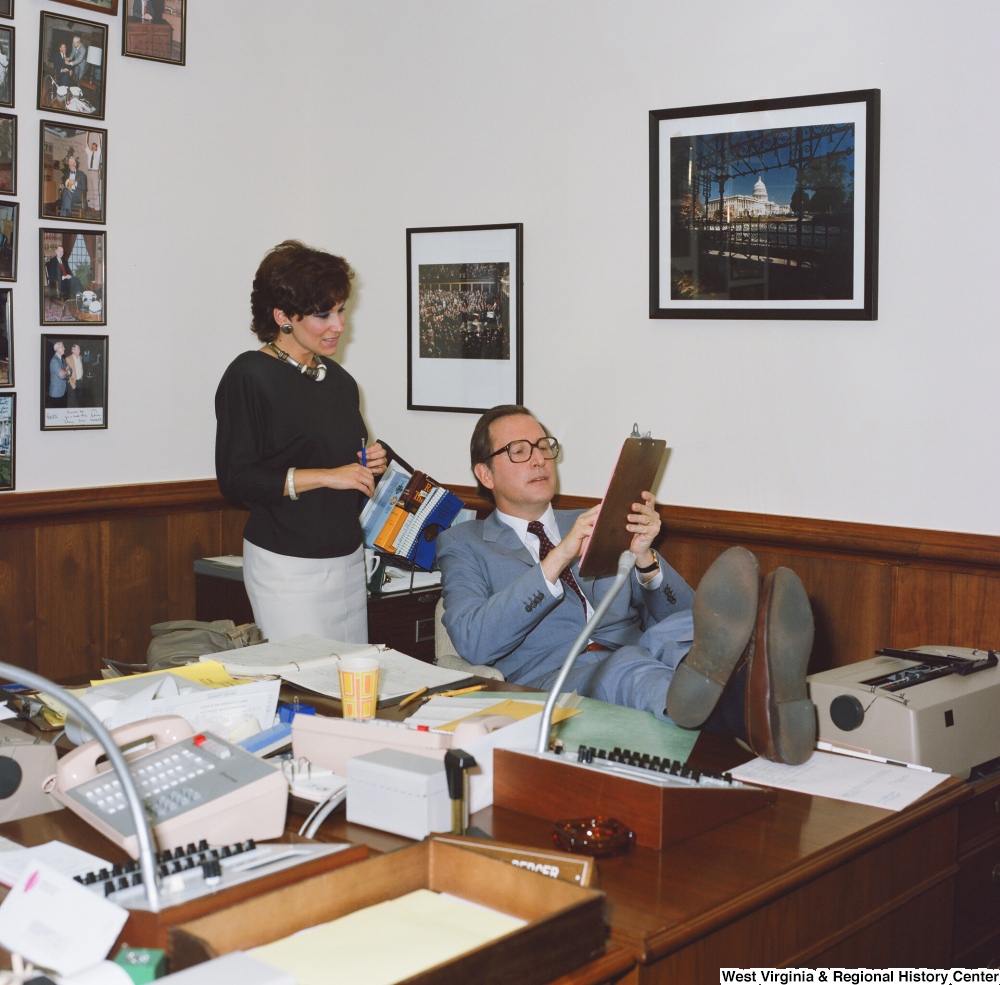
[
  {"x1": 250, "y1": 240, "x2": 354, "y2": 343},
  {"x1": 469, "y1": 404, "x2": 548, "y2": 504}
]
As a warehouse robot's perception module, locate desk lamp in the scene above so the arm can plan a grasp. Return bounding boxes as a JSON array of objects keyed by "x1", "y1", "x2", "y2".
[
  {"x1": 0, "y1": 662, "x2": 160, "y2": 911},
  {"x1": 534, "y1": 550, "x2": 637, "y2": 754}
]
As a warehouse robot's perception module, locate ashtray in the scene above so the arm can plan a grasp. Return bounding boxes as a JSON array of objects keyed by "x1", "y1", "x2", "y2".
[{"x1": 551, "y1": 816, "x2": 635, "y2": 858}]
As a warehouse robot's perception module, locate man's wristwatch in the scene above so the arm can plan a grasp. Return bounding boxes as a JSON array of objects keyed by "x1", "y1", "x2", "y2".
[{"x1": 636, "y1": 555, "x2": 660, "y2": 574}]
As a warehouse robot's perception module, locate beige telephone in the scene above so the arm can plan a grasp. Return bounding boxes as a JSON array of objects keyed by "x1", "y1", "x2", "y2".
[{"x1": 45, "y1": 715, "x2": 288, "y2": 859}]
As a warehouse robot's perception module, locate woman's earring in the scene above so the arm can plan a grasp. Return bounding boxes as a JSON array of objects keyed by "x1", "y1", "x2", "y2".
[{"x1": 280, "y1": 324, "x2": 293, "y2": 335}]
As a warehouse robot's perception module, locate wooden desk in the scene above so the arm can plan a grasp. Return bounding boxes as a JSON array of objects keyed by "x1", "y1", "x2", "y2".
[
  {"x1": 3, "y1": 698, "x2": 987, "y2": 981},
  {"x1": 299, "y1": 729, "x2": 972, "y2": 981}
]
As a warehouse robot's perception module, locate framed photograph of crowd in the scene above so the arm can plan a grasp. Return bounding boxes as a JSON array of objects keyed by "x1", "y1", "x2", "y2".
[
  {"x1": 407, "y1": 223, "x2": 523, "y2": 414},
  {"x1": 0, "y1": 289, "x2": 12, "y2": 387},
  {"x1": 0, "y1": 392, "x2": 14, "y2": 490},
  {"x1": 40, "y1": 333, "x2": 107, "y2": 430},
  {"x1": 0, "y1": 201, "x2": 17, "y2": 281},
  {"x1": 50, "y1": 1, "x2": 119, "y2": 14},
  {"x1": 40, "y1": 122, "x2": 106, "y2": 223},
  {"x1": 123, "y1": 0, "x2": 185, "y2": 66},
  {"x1": 40, "y1": 228, "x2": 106, "y2": 325},
  {"x1": 37, "y1": 13, "x2": 108, "y2": 120},
  {"x1": 650, "y1": 88, "x2": 880, "y2": 320},
  {"x1": 0, "y1": 113, "x2": 15, "y2": 196}
]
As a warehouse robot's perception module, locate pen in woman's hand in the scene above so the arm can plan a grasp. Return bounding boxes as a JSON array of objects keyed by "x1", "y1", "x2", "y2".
[{"x1": 361, "y1": 440, "x2": 366, "y2": 468}]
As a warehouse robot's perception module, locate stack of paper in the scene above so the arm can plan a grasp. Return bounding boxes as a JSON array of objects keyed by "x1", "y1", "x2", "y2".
[
  {"x1": 250, "y1": 888, "x2": 525, "y2": 985},
  {"x1": 203, "y1": 635, "x2": 470, "y2": 701}
]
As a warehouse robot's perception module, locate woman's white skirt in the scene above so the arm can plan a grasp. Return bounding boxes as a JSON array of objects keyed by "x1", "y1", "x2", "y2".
[{"x1": 242, "y1": 540, "x2": 368, "y2": 644}]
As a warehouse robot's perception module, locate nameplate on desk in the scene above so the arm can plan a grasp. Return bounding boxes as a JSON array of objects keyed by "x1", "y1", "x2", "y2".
[{"x1": 430, "y1": 834, "x2": 597, "y2": 887}]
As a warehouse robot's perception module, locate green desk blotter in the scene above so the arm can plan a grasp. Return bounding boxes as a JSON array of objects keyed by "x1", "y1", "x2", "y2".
[{"x1": 463, "y1": 691, "x2": 700, "y2": 764}]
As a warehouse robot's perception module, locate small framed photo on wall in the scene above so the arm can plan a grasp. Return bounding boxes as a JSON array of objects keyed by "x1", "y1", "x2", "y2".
[
  {"x1": 0, "y1": 201, "x2": 17, "y2": 281},
  {"x1": 0, "y1": 113, "x2": 15, "y2": 196},
  {"x1": 41, "y1": 333, "x2": 107, "y2": 430},
  {"x1": 0, "y1": 4, "x2": 13, "y2": 22},
  {"x1": 0, "y1": 25, "x2": 13, "y2": 109},
  {"x1": 0, "y1": 392, "x2": 14, "y2": 490},
  {"x1": 123, "y1": 0, "x2": 185, "y2": 66},
  {"x1": 40, "y1": 122, "x2": 106, "y2": 223},
  {"x1": 38, "y1": 13, "x2": 108, "y2": 120},
  {"x1": 407, "y1": 223, "x2": 523, "y2": 414},
  {"x1": 40, "y1": 228, "x2": 106, "y2": 325},
  {"x1": 0, "y1": 288, "x2": 12, "y2": 387}
]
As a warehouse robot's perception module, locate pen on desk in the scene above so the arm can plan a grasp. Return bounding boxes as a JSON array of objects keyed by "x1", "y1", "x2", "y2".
[
  {"x1": 816, "y1": 740, "x2": 933, "y2": 772},
  {"x1": 438, "y1": 684, "x2": 486, "y2": 698},
  {"x1": 399, "y1": 686, "x2": 428, "y2": 708}
]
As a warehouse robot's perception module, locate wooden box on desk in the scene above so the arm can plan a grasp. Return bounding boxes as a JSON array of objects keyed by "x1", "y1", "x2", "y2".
[
  {"x1": 169, "y1": 839, "x2": 606, "y2": 985},
  {"x1": 493, "y1": 749, "x2": 776, "y2": 850}
]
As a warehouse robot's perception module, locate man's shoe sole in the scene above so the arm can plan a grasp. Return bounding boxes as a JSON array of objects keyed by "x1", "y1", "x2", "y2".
[
  {"x1": 665, "y1": 546, "x2": 759, "y2": 728},
  {"x1": 746, "y1": 567, "x2": 816, "y2": 765}
]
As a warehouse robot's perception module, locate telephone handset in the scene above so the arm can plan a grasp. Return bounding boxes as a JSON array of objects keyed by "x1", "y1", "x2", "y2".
[{"x1": 45, "y1": 715, "x2": 288, "y2": 860}]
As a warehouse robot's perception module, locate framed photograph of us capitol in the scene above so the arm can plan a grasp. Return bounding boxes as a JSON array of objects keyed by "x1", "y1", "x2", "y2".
[
  {"x1": 407, "y1": 223, "x2": 523, "y2": 413},
  {"x1": 40, "y1": 333, "x2": 107, "y2": 430},
  {"x1": 650, "y1": 89, "x2": 880, "y2": 320}
]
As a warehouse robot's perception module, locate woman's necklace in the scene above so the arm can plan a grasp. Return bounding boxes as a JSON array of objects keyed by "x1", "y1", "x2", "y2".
[{"x1": 267, "y1": 341, "x2": 327, "y2": 381}]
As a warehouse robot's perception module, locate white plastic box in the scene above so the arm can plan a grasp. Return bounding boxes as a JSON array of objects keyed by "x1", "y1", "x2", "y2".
[{"x1": 346, "y1": 748, "x2": 451, "y2": 839}]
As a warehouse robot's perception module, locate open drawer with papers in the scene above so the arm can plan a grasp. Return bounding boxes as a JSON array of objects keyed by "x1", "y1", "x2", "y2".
[{"x1": 168, "y1": 839, "x2": 606, "y2": 985}]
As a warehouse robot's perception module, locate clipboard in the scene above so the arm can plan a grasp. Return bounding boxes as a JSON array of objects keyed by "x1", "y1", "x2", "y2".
[{"x1": 577, "y1": 432, "x2": 666, "y2": 578}]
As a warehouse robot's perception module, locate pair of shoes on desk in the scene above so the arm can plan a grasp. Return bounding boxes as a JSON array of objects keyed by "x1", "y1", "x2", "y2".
[{"x1": 664, "y1": 546, "x2": 817, "y2": 765}]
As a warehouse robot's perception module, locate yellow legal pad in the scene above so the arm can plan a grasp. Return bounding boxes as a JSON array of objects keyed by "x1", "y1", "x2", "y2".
[
  {"x1": 436, "y1": 697, "x2": 581, "y2": 733},
  {"x1": 249, "y1": 888, "x2": 526, "y2": 985}
]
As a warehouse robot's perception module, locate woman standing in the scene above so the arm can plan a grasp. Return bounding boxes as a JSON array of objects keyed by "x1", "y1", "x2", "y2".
[{"x1": 215, "y1": 240, "x2": 386, "y2": 642}]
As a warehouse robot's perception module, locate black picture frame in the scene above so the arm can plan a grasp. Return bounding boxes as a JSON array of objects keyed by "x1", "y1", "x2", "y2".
[
  {"x1": 650, "y1": 88, "x2": 880, "y2": 320},
  {"x1": 0, "y1": 288, "x2": 12, "y2": 387},
  {"x1": 50, "y1": 1, "x2": 120, "y2": 14},
  {"x1": 123, "y1": 0, "x2": 185, "y2": 66},
  {"x1": 407, "y1": 223, "x2": 523, "y2": 414},
  {"x1": 40, "y1": 227, "x2": 106, "y2": 325},
  {"x1": 0, "y1": 26, "x2": 14, "y2": 110},
  {"x1": 37, "y1": 12, "x2": 108, "y2": 121},
  {"x1": 0, "y1": 112, "x2": 15, "y2": 196},
  {"x1": 0, "y1": 200, "x2": 17, "y2": 282},
  {"x1": 0, "y1": 3, "x2": 13, "y2": 22},
  {"x1": 40, "y1": 333, "x2": 107, "y2": 430},
  {"x1": 40, "y1": 121, "x2": 106, "y2": 223},
  {"x1": 0, "y1": 391, "x2": 14, "y2": 490}
]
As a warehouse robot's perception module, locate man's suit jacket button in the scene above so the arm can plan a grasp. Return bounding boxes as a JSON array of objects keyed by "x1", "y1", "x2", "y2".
[{"x1": 664, "y1": 586, "x2": 677, "y2": 604}]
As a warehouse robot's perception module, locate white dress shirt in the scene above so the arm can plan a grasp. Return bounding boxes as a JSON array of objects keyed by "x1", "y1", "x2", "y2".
[{"x1": 494, "y1": 505, "x2": 662, "y2": 619}]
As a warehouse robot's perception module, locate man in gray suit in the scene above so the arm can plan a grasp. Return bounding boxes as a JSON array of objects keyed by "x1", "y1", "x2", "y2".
[
  {"x1": 66, "y1": 36, "x2": 87, "y2": 84},
  {"x1": 47, "y1": 341, "x2": 70, "y2": 408},
  {"x1": 436, "y1": 405, "x2": 817, "y2": 764}
]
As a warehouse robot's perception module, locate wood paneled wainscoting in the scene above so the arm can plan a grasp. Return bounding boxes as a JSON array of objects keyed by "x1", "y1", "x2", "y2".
[
  {"x1": 0, "y1": 481, "x2": 248, "y2": 681},
  {"x1": 1, "y1": 480, "x2": 999, "y2": 682}
]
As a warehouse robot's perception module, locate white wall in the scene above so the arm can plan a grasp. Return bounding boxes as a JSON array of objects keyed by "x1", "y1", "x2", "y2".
[{"x1": 11, "y1": 1, "x2": 1000, "y2": 538}]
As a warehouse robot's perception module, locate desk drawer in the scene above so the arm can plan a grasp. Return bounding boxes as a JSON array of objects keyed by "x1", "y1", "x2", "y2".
[
  {"x1": 958, "y1": 774, "x2": 1000, "y2": 851},
  {"x1": 952, "y1": 835, "x2": 1000, "y2": 955},
  {"x1": 368, "y1": 589, "x2": 441, "y2": 664}
]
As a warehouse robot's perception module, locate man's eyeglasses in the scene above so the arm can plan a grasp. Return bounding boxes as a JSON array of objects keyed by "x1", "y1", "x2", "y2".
[{"x1": 485, "y1": 437, "x2": 560, "y2": 464}]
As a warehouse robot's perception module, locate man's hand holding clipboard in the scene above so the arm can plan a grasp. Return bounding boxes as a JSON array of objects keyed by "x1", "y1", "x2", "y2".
[{"x1": 577, "y1": 433, "x2": 667, "y2": 579}]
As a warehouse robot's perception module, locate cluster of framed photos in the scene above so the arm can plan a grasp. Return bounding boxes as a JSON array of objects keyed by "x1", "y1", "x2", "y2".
[{"x1": 0, "y1": 0, "x2": 186, "y2": 491}]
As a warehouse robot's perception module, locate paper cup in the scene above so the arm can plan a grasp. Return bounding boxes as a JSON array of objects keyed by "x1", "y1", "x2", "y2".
[{"x1": 338, "y1": 656, "x2": 380, "y2": 720}]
